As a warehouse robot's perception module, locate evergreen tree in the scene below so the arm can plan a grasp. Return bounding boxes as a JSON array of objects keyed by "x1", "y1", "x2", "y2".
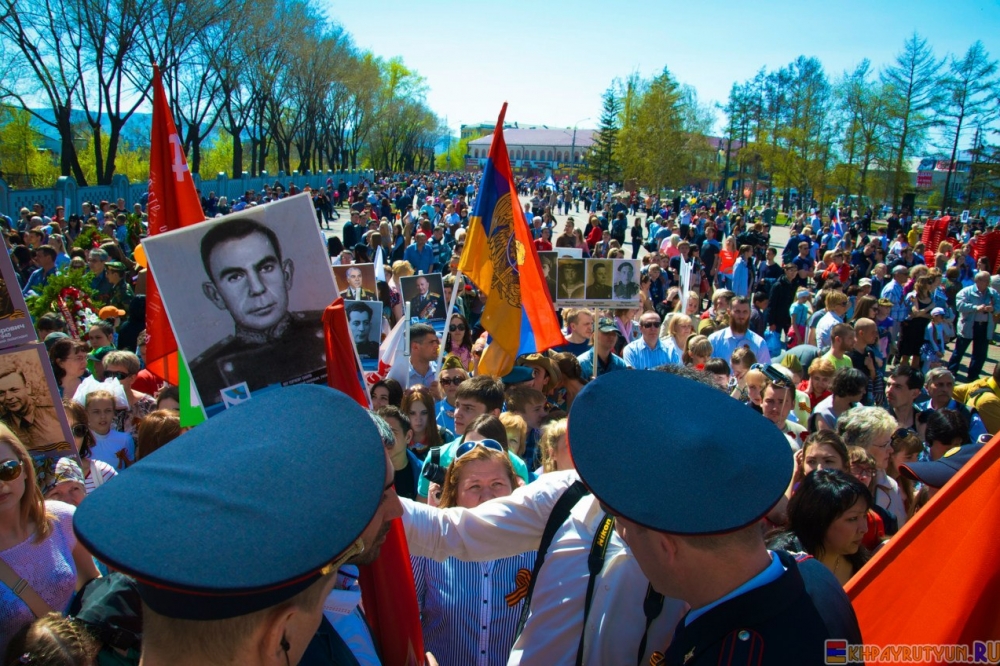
[{"x1": 587, "y1": 84, "x2": 622, "y2": 183}]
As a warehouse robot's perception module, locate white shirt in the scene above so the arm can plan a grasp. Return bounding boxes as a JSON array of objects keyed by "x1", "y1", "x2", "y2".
[
  {"x1": 402, "y1": 470, "x2": 688, "y2": 666},
  {"x1": 323, "y1": 566, "x2": 381, "y2": 666}
]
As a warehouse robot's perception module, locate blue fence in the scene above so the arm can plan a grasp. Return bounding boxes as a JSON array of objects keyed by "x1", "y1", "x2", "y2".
[{"x1": 0, "y1": 169, "x2": 375, "y2": 218}]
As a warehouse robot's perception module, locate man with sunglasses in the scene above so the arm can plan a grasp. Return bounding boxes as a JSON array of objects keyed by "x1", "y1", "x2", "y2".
[{"x1": 623, "y1": 312, "x2": 681, "y2": 370}]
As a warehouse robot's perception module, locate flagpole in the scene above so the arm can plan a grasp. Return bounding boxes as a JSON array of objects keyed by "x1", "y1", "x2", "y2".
[
  {"x1": 592, "y1": 307, "x2": 599, "y2": 380},
  {"x1": 403, "y1": 302, "x2": 412, "y2": 389},
  {"x1": 437, "y1": 269, "x2": 463, "y2": 369}
]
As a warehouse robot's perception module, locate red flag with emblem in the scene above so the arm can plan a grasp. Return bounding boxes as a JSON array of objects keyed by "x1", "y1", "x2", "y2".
[
  {"x1": 323, "y1": 300, "x2": 424, "y2": 665},
  {"x1": 144, "y1": 65, "x2": 206, "y2": 385}
]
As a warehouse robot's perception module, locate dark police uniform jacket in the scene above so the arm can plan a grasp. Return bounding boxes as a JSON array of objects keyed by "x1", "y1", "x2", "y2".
[
  {"x1": 190, "y1": 310, "x2": 327, "y2": 407},
  {"x1": 659, "y1": 550, "x2": 863, "y2": 666}
]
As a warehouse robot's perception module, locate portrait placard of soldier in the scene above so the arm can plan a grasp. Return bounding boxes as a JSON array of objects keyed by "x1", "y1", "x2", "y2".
[
  {"x1": 399, "y1": 274, "x2": 446, "y2": 323},
  {"x1": 538, "y1": 251, "x2": 558, "y2": 303},
  {"x1": 613, "y1": 259, "x2": 641, "y2": 303},
  {"x1": 333, "y1": 263, "x2": 378, "y2": 301},
  {"x1": 344, "y1": 300, "x2": 383, "y2": 368},
  {"x1": 0, "y1": 243, "x2": 37, "y2": 350},
  {"x1": 585, "y1": 259, "x2": 614, "y2": 301},
  {"x1": 0, "y1": 343, "x2": 76, "y2": 458},
  {"x1": 142, "y1": 194, "x2": 338, "y2": 414},
  {"x1": 556, "y1": 257, "x2": 586, "y2": 303}
]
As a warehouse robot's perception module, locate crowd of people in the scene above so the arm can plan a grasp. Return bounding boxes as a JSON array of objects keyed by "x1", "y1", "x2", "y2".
[{"x1": 0, "y1": 171, "x2": 997, "y2": 665}]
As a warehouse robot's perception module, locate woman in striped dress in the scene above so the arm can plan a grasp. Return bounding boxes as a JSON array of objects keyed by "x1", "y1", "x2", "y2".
[{"x1": 411, "y1": 441, "x2": 536, "y2": 666}]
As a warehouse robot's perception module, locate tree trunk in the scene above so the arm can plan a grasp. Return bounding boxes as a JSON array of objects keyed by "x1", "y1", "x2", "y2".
[
  {"x1": 232, "y1": 131, "x2": 244, "y2": 178},
  {"x1": 941, "y1": 109, "x2": 965, "y2": 211}
]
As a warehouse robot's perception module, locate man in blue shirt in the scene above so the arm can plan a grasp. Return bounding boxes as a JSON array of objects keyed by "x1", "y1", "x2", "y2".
[
  {"x1": 22, "y1": 245, "x2": 59, "y2": 295},
  {"x1": 708, "y1": 296, "x2": 771, "y2": 364},
  {"x1": 403, "y1": 232, "x2": 436, "y2": 274},
  {"x1": 623, "y1": 312, "x2": 681, "y2": 369},
  {"x1": 578, "y1": 317, "x2": 631, "y2": 377}
]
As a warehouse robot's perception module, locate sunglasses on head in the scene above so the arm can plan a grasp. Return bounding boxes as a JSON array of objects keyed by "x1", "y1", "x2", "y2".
[
  {"x1": 71, "y1": 424, "x2": 89, "y2": 438},
  {"x1": 106, "y1": 371, "x2": 131, "y2": 381},
  {"x1": 0, "y1": 459, "x2": 23, "y2": 483},
  {"x1": 449, "y1": 324, "x2": 466, "y2": 332},
  {"x1": 455, "y1": 438, "x2": 505, "y2": 459},
  {"x1": 439, "y1": 377, "x2": 464, "y2": 386}
]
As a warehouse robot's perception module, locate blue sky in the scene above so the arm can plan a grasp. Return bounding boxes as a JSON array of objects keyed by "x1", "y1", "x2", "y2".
[{"x1": 325, "y1": 0, "x2": 1000, "y2": 139}]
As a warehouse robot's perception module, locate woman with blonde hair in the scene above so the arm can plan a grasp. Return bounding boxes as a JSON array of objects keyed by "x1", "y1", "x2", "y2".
[
  {"x1": 0, "y1": 428, "x2": 100, "y2": 653},
  {"x1": 537, "y1": 418, "x2": 570, "y2": 473},
  {"x1": 411, "y1": 443, "x2": 535, "y2": 666},
  {"x1": 662, "y1": 313, "x2": 694, "y2": 361}
]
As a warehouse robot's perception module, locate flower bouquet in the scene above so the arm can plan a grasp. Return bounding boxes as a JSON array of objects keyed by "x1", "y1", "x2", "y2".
[{"x1": 26, "y1": 269, "x2": 101, "y2": 340}]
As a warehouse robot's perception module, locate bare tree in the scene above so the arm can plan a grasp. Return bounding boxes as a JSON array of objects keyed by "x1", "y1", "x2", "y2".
[{"x1": 939, "y1": 41, "x2": 1000, "y2": 210}]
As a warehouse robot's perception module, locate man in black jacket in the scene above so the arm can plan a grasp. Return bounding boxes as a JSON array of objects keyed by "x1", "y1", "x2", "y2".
[
  {"x1": 570, "y1": 371, "x2": 863, "y2": 666},
  {"x1": 767, "y1": 263, "x2": 799, "y2": 341}
]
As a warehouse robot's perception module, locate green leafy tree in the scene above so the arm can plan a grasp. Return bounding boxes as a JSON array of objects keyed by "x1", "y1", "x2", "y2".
[
  {"x1": 587, "y1": 84, "x2": 622, "y2": 183},
  {"x1": 881, "y1": 33, "x2": 944, "y2": 208},
  {"x1": 0, "y1": 105, "x2": 61, "y2": 187}
]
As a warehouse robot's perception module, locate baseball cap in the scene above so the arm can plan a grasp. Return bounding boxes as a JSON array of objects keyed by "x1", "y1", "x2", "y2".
[{"x1": 596, "y1": 317, "x2": 618, "y2": 333}]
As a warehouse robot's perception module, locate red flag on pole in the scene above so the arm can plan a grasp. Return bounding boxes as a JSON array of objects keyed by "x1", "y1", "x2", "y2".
[
  {"x1": 845, "y1": 435, "x2": 1000, "y2": 662},
  {"x1": 323, "y1": 299, "x2": 425, "y2": 666},
  {"x1": 144, "y1": 64, "x2": 206, "y2": 385}
]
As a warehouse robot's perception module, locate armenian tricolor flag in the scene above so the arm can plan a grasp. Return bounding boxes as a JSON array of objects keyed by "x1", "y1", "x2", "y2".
[{"x1": 459, "y1": 104, "x2": 565, "y2": 377}]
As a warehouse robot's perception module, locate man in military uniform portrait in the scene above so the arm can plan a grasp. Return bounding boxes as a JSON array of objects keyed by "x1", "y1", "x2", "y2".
[
  {"x1": 405, "y1": 275, "x2": 446, "y2": 322},
  {"x1": 0, "y1": 362, "x2": 70, "y2": 452},
  {"x1": 613, "y1": 261, "x2": 640, "y2": 300},
  {"x1": 586, "y1": 259, "x2": 613, "y2": 300},
  {"x1": 339, "y1": 265, "x2": 376, "y2": 301},
  {"x1": 190, "y1": 217, "x2": 327, "y2": 407},
  {"x1": 346, "y1": 301, "x2": 379, "y2": 360}
]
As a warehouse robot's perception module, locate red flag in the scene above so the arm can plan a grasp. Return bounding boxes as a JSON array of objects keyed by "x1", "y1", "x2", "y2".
[
  {"x1": 845, "y1": 435, "x2": 1000, "y2": 663},
  {"x1": 144, "y1": 64, "x2": 206, "y2": 384},
  {"x1": 322, "y1": 299, "x2": 425, "y2": 666}
]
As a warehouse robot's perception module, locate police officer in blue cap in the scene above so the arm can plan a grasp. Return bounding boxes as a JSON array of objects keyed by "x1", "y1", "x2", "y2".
[
  {"x1": 569, "y1": 370, "x2": 862, "y2": 665},
  {"x1": 73, "y1": 384, "x2": 410, "y2": 666}
]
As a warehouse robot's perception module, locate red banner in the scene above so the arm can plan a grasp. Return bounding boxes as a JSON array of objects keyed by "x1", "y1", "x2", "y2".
[{"x1": 144, "y1": 65, "x2": 206, "y2": 385}]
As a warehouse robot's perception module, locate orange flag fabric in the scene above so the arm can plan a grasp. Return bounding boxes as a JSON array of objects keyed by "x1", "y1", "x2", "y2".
[
  {"x1": 144, "y1": 64, "x2": 206, "y2": 384},
  {"x1": 845, "y1": 435, "x2": 1000, "y2": 664}
]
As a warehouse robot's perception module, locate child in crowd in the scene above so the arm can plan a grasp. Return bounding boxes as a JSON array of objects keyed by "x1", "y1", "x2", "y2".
[
  {"x1": 85, "y1": 389, "x2": 135, "y2": 470},
  {"x1": 789, "y1": 290, "x2": 811, "y2": 346},
  {"x1": 921, "y1": 307, "x2": 948, "y2": 373},
  {"x1": 874, "y1": 298, "x2": 894, "y2": 360},
  {"x1": 702, "y1": 357, "x2": 731, "y2": 390},
  {"x1": 728, "y1": 347, "x2": 757, "y2": 402},
  {"x1": 683, "y1": 335, "x2": 713, "y2": 369}
]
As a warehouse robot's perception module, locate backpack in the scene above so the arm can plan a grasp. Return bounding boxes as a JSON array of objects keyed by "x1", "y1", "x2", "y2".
[{"x1": 611, "y1": 218, "x2": 626, "y2": 243}]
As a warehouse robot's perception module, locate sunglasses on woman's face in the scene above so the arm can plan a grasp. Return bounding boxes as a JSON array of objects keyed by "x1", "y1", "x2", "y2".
[
  {"x1": 71, "y1": 424, "x2": 89, "y2": 438},
  {"x1": 449, "y1": 324, "x2": 466, "y2": 332},
  {"x1": 439, "y1": 377, "x2": 464, "y2": 386},
  {"x1": 0, "y1": 459, "x2": 23, "y2": 482},
  {"x1": 106, "y1": 371, "x2": 131, "y2": 381}
]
